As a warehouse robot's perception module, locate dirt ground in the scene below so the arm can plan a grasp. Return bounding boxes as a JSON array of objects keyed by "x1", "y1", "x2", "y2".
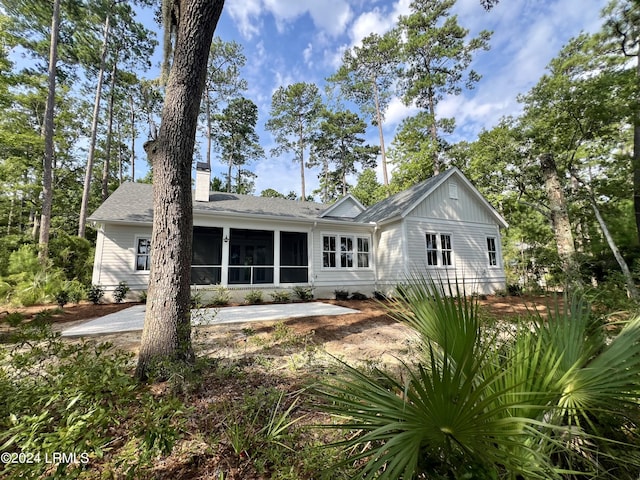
[{"x1": 1, "y1": 295, "x2": 552, "y2": 362}]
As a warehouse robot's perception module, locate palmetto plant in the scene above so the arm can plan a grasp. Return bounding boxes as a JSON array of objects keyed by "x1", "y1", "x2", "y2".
[{"x1": 315, "y1": 276, "x2": 640, "y2": 479}]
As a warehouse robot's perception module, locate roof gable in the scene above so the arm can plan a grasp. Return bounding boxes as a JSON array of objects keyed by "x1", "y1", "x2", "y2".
[
  {"x1": 357, "y1": 168, "x2": 508, "y2": 228},
  {"x1": 320, "y1": 194, "x2": 366, "y2": 219}
]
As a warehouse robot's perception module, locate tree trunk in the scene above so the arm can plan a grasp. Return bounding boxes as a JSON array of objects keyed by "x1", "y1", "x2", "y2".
[
  {"x1": 372, "y1": 78, "x2": 388, "y2": 188},
  {"x1": 634, "y1": 52, "x2": 640, "y2": 244},
  {"x1": 298, "y1": 121, "x2": 306, "y2": 201},
  {"x1": 38, "y1": 0, "x2": 60, "y2": 261},
  {"x1": 135, "y1": 0, "x2": 224, "y2": 381},
  {"x1": 129, "y1": 94, "x2": 136, "y2": 181},
  {"x1": 590, "y1": 195, "x2": 639, "y2": 299},
  {"x1": 540, "y1": 153, "x2": 581, "y2": 288},
  {"x1": 78, "y1": 14, "x2": 111, "y2": 238},
  {"x1": 206, "y1": 91, "x2": 212, "y2": 168},
  {"x1": 428, "y1": 87, "x2": 440, "y2": 176},
  {"x1": 102, "y1": 60, "x2": 118, "y2": 202}
]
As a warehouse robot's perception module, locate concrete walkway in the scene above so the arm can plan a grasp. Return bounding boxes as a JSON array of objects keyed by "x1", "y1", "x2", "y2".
[{"x1": 61, "y1": 302, "x2": 359, "y2": 336}]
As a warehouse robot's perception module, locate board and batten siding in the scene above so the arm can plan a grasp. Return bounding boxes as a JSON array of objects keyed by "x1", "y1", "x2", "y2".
[
  {"x1": 408, "y1": 177, "x2": 495, "y2": 225},
  {"x1": 92, "y1": 223, "x2": 152, "y2": 291},
  {"x1": 310, "y1": 224, "x2": 376, "y2": 297}
]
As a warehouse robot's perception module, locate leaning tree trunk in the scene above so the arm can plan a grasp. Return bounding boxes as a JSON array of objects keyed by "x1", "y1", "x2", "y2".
[
  {"x1": 102, "y1": 60, "x2": 118, "y2": 202},
  {"x1": 135, "y1": 0, "x2": 224, "y2": 380},
  {"x1": 78, "y1": 14, "x2": 111, "y2": 238},
  {"x1": 540, "y1": 153, "x2": 581, "y2": 288},
  {"x1": 589, "y1": 195, "x2": 639, "y2": 299},
  {"x1": 38, "y1": 0, "x2": 61, "y2": 261}
]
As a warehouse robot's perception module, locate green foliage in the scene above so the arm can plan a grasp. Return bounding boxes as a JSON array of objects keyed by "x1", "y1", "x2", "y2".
[
  {"x1": 244, "y1": 289, "x2": 263, "y2": 304},
  {"x1": 315, "y1": 276, "x2": 640, "y2": 479},
  {"x1": 270, "y1": 290, "x2": 291, "y2": 303},
  {"x1": 350, "y1": 291, "x2": 367, "y2": 300},
  {"x1": 113, "y1": 281, "x2": 130, "y2": 303},
  {"x1": 49, "y1": 232, "x2": 94, "y2": 285},
  {"x1": 87, "y1": 284, "x2": 104, "y2": 305},
  {"x1": 0, "y1": 324, "x2": 185, "y2": 479},
  {"x1": 334, "y1": 289, "x2": 349, "y2": 300},
  {"x1": 210, "y1": 285, "x2": 231, "y2": 306},
  {"x1": 55, "y1": 289, "x2": 69, "y2": 308},
  {"x1": 2, "y1": 311, "x2": 24, "y2": 327},
  {"x1": 292, "y1": 286, "x2": 313, "y2": 301}
]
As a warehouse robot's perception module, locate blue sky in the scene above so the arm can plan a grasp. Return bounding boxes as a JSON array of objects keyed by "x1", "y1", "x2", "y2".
[{"x1": 147, "y1": 0, "x2": 607, "y2": 197}]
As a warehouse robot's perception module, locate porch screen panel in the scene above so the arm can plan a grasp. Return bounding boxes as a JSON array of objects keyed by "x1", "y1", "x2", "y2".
[
  {"x1": 191, "y1": 227, "x2": 222, "y2": 284},
  {"x1": 280, "y1": 232, "x2": 308, "y2": 283},
  {"x1": 229, "y1": 229, "x2": 274, "y2": 284}
]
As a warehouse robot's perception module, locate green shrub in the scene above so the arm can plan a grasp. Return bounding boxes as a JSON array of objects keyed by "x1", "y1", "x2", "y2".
[
  {"x1": 270, "y1": 290, "x2": 291, "y2": 303},
  {"x1": 2, "y1": 312, "x2": 25, "y2": 328},
  {"x1": 315, "y1": 276, "x2": 640, "y2": 479},
  {"x1": 292, "y1": 286, "x2": 313, "y2": 301},
  {"x1": 87, "y1": 284, "x2": 104, "y2": 305},
  {"x1": 210, "y1": 285, "x2": 231, "y2": 306},
  {"x1": 334, "y1": 289, "x2": 349, "y2": 301},
  {"x1": 0, "y1": 323, "x2": 185, "y2": 479},
  {"x1": 55, "y1": 289, "x2": 69, "y2": 308},
  {"x1": 49, "y1": 232, "x2": 94, "y2": 284},
  {"x1": 113, "y1": 281, "x2": 130, "y2": 303},
  {"x1": 65, "y1": 280, "x2": 86, "y2": 303},
  {"x1": 245, "y1": 289, "x2": 263, "y2": 304},
  {"x1": 350, "y1": 291, "x2": 367, "y2": 300},
  {"x1": 139, "y1": 290, "x2": 148, "y2": 303}
]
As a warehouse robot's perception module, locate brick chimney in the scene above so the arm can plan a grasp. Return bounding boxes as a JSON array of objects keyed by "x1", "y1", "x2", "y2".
[{"x1": 195, "y1": 162, "x2": 211, "y2": 202}]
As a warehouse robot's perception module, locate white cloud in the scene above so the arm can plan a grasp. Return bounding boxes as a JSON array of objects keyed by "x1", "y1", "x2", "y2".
[
  {"x1": 303, "y1": 43, "x2": 314, "y2": 67},
  {"x1": 226, "y1": 0, "x2": 264, "y2": 39}
]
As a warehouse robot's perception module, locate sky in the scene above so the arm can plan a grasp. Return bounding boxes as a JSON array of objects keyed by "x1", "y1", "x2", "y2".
[{"x1": 141, "y1": 0, "x2": 608, "y2": 198}]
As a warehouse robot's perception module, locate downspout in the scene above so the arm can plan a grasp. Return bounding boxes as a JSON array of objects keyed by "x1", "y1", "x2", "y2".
[
  {"x1": 372, "y1": 223, "x2": 379, "y2": 293},
  {"x1": 310, "y1": 221, "x2": 317, "y2": 288}
]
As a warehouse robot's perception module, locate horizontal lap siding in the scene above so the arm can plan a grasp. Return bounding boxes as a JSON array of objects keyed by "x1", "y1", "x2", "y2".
[
  {"x1": 405, "y1": 218, "x2": 506, "y2": 293},
  {"x1": 405, "y1": 178, "x2": 506, "y2": 294},
  {"x1": 93, "y1": 223, "x2": 152, "y2": 290},
  {"x1": 311, "y1": 225, "x2": 376, "y2": 296}
]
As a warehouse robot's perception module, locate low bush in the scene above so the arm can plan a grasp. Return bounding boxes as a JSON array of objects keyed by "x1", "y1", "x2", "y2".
[
  {"x1": 0, "y1": 323, "x2": 185, "y2": 479},
  {"x1": 210, "y1": 285, "x2": 231, "y2": 306},
  {"x1": 334, "y1": 289, "x2": 349, "y2": 301},
  {"x1": 54, "y1": 289, "x2": 69, "y2": 308},
  {"x1": 350, "y1": 291, "x2": 367, "y2": 300},
  {"x1": 87, "y1": 284, "x2": 104, "y2": 304},
  {"x1": 292, "y1": 285, "x2": 313, "y2": 301},
  {"x1": 113, "y1": 281, "x2": 130, "y2": 304},
  {"x1": 270, "y1": 290, "x2": 291, "y2": 303},
  {"x1": 245, "y1": 289, "x2": 263, "y2": 304}
]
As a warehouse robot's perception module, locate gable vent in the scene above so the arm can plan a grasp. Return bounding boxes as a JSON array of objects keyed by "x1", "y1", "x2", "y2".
[{"x1": 449, "y1": 181, "x2": 458, "y2": 200}]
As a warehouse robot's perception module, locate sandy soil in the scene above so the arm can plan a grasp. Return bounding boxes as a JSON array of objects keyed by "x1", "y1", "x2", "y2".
[{"x1": 1, "y1": 295, "x2": 552, "y2": 362}]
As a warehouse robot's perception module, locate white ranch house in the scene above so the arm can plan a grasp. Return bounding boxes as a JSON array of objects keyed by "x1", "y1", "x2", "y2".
[{"x1": 88, "y1": 165, "x2": 508, "y2": 301}]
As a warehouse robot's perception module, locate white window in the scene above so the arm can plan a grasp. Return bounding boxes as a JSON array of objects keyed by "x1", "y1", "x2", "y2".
[
  {"x1": 322, "y1": 236, "x2": 336, "y2": 267},
  {"x1": 440, "y1": 234, "x2": 452, "y2": 266},
  {"x1": 135, "y1": 237, "x2": 151, "y2": 271},
  {"x1": 425, "y1": 233, "x2": 453, "y2": 267},
  {"x1": 322, "y1": 234, "x2": 371, "y2": 269},
  {"x1": 357, "y1": 237, "x2": 370, "y2": 268},
  {"x1": 487, "y1": 237, "x2": 498, "y2": 267},
  {"x1": 426, "y1": 233, "x2": 438, "y2": 266}
]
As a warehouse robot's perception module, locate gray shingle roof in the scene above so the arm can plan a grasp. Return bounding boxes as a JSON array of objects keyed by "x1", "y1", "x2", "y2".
[
  {"x1": 355, "y1": 171, "x2": 447, "y2": 223},
  {"x1": 88, "y1": 182, "x2": 332, "y2": 224}
]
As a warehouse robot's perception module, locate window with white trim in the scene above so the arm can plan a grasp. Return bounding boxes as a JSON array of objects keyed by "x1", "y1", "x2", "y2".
[
  {"x1": 322, "y1": 234, "x2": 371, "y2": 269},
  {"x1": 425, "y1": 233, "x2": 453, "y2": 267},
  {"x1": 357, "y1": 237, "x2": 370, "y2": 268},
  {"x1": 440, "y1": 234, "x2": 452, "y2": 266},
  {"x1": 135, "y1": 237, "x2": 151, "y2": 271},
  {"x1": 487, "y1": 236, "x2": 498, "y2": 267}
]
